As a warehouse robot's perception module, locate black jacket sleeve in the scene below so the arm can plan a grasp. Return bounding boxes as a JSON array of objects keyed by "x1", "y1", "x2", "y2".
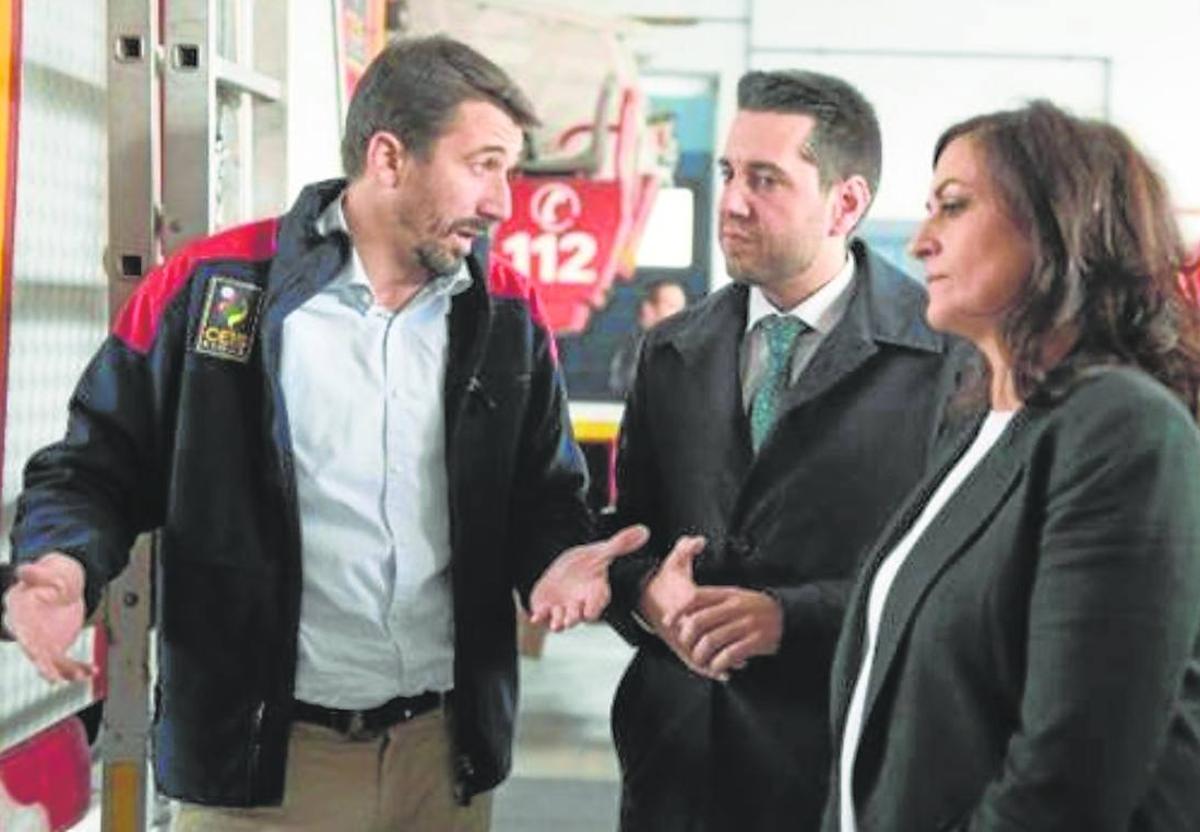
[
  {"x1": 603, "y1": 335, "x2": 665, "y2": 646},
  {"x1": 10, "y1": 298, "x2": 183, "y2": 615},
  {"x1": 507, "y1": 319, "x2": 593, "y2": 605}
]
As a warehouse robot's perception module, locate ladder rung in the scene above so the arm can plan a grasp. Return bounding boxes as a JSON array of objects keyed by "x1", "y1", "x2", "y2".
[{"x1": 212, "y1": 56, "x2": 282, "y2": 102}]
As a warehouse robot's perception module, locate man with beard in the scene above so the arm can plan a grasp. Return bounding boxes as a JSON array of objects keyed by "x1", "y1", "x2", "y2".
[
  {"x1": 1, "y1": 36, "x2": 644, "y2": 832},
  {"x1": 535, "y1": 69, "x2": 970, "y2": 830}
]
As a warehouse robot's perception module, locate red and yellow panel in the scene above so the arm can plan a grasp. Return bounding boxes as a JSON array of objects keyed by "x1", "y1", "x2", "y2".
[
  {"x1": 0, "y1": 0, "x2": 19, "y2": 499},
  {"x1": 341, "y1": 0, "x2": 386, "y2": 99}
]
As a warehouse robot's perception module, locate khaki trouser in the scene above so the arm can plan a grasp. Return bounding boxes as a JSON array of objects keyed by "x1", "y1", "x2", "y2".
[{"x1": 173, "y1": 708, "x2": 492, "y2": 832}]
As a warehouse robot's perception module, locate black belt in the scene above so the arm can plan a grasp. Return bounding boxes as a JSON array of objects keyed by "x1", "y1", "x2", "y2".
[{"x1": 293, "y1": 691, "x2": 445, "y2": 741}]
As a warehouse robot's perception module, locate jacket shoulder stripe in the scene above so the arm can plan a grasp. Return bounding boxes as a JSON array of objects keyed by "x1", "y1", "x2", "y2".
[
  {"x1": 113, "y1": 219, "x2": 279, "y2": 354},
  {"x1": 487, "y1": 254, "x2": 560, "y2": 363},
  {"x1": 487, "y1": 255, "x2": 545, "y2": 320}
]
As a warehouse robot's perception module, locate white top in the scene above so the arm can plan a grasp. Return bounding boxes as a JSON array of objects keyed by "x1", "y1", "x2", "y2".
[
  {"x1": 740, "y1": 256, "x2": 856, "y2": 410},
  {"x1": 282, "y1": 196, "x2": 470, "y2": 708},
  {"x1": 838, "y1": 409, "x2": 1016, "y2": 832}
]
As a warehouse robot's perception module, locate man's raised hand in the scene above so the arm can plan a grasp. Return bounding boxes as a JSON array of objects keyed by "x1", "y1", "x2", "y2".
[
  {"x1": 3, "y1": 553, "x2": 94, "y2": 683},
  {"x1": 530, "y1": 524, "x2": 650, "y2": 631}
]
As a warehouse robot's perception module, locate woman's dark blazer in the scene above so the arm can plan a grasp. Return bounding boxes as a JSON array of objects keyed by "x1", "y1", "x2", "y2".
[{"x1": 824, "y1": 367, "x2": 1200, "y2": 831}]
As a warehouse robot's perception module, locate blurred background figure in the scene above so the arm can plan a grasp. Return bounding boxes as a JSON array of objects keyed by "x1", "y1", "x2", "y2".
[{"x1": 608, "y1": 278, "x2": 688, "y2": 399}]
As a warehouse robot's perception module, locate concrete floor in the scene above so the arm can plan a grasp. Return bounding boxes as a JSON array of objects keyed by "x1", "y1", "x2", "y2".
[{"x1": 494, "y1": 623, "x2": 631, "y2": 831}]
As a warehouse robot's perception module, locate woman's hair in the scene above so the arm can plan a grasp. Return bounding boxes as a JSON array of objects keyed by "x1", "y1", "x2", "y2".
[{"x1": 934, "y1": 100, "x2": 1200, "y2": 412}]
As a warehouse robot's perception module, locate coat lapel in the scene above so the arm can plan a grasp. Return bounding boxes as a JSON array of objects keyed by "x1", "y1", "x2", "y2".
[
  {"x1": 776, "y1": 250, "x2": 876, "y2": 418},
  {"x1": 857, "y1": 411, "x2": 1031, "y2": 732},
  {"x1": 771, "y1": 240, "x2": 941, "y2": 434},
  {"x1": 661, "y1": 283, "x2": 755, "y2": 481},
  {"x1": 783, "y1": 303, "x2": 875, "y2": 413}
]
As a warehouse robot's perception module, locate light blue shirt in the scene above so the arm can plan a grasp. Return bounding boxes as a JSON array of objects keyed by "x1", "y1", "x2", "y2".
[{"x1": 282, "y1": 197, "x2": 471, "y2": 708}]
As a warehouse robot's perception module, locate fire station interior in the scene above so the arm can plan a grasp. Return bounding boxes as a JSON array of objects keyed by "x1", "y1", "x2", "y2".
[{"x1": 0, "y1": 0, "x2": 1197, "y2": 830}]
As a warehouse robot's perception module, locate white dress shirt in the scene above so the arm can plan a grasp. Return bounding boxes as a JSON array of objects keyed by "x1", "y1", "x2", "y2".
[
  {"x1": 838, "y1": 409, "x2": 1016, "y2": 832},
  {"x1": 282, "y1": 197, "x2": 470, "y2": 708},
  {"x1": 740, "y1": 255, "x2": 856, "y2": 410}
]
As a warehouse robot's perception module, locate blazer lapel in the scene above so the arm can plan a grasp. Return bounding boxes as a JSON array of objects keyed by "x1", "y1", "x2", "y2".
[
  {"x1": 858, "y1": 412, "x2": 1031, "y2": 731},
  {"x1": 829, "y1": 415, "x2": 981, "y2": 733}
]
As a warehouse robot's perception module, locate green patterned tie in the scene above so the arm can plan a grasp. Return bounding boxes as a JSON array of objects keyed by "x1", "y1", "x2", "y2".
[{"x1": 750, "y1": 314, "x2": 806, "y2": 451}]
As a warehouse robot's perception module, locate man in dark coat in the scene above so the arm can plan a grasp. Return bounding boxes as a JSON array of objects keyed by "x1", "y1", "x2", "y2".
[{"x1": 536, "y1": 69, "x2": 970, "y2": 830}]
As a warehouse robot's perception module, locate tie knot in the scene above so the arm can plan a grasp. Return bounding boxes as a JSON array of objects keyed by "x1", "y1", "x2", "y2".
[{"x1": 759, "y1": 314, "x2": 805, "y2": 361}]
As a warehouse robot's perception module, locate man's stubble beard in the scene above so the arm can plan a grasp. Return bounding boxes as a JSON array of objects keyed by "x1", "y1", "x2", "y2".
[
  {"x1": 413, "y1": 216, "x2": 491, "y2": 278},
  {"x1": 725, "y1": 241, "x2": 816, "y2": 293},
  {"x1": 415, "y1": 241, "x2": 465, "y2": 278}
]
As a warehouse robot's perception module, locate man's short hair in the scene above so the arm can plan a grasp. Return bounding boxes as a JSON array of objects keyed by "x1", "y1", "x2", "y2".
[
  {"x1": 341, "y1": 35, "x2": 540, "y2": 177},
  {"x1": 737, "y1": 70, "x2": 881, "y2": 198}
]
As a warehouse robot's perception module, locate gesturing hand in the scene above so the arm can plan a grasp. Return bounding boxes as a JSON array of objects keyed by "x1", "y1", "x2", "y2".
[
  {"x1": 639, "y1": 534, "x2": 706, "y2": 630},
  {"x1": 675, "y1": 587, "x2": 783, "y2": 678},
  {"x1": 638, "y1": 535, "x2": 729, "y2": 682},
  {"x1": 2, "y1": 553, "x2": 95, "y2": 683},
  {"x1": 530, "y1": 524, "x2": 650, "y2": 631}
]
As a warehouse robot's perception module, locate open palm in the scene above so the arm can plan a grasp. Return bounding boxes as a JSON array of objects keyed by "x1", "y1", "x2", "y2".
[
  {"x1": 530, "y1": 524, "x2": 649, "y2": 631},
  {"x1": 3, "y1": 554, "x2": 93, "y2": 682}
]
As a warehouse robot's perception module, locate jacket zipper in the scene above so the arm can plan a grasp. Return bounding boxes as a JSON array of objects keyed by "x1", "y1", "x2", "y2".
[
  {"x1": 257, "y1": 277, "x2": 309, "y2": 802},
  {"x1": 444, "y1": 280, "x2": 494, "y2": 804}
]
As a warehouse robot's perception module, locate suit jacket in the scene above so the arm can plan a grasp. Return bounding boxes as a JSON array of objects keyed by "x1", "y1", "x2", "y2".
[
  {"x1": 605, "y1": 241, "x2": 970, "y2": 831},
  {"x1": 824, "y1": 367, "x2": 1200, "y2": 831}
]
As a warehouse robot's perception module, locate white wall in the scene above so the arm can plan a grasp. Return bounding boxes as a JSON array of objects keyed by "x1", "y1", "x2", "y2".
[
  {"x1": 748, "y1": 0, "x2": 1200, "y2": 238},
  {"x1": 284, "y1": 0, "x2": 1200, "y2": 246},
  {"x1": 748, "y1": 51, "x2": 1109, "y2": 222},
  {"x1": 551, "y1": 0, "x2": 1200, "y2": 246},
  {"x1": 285, "y1": 0, "x2": 343, "y2": 202}
]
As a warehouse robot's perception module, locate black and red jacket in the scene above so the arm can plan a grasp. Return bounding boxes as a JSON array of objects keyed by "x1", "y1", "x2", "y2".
[{"x1": 10, "y1": 179, "x2": 591, "y2": 806}]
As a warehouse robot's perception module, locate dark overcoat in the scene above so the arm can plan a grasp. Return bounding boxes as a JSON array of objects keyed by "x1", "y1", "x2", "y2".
[{"x1": 605, "y1": 241, "x2": 971, "y2": 831}]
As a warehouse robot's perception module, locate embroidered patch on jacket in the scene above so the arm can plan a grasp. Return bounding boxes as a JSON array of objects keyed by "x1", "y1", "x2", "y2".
[{"x1": 195, "y1": 276, "x2": 263, "y2": 362}]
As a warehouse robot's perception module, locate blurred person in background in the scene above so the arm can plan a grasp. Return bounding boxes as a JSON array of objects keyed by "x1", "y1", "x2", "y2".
[{"x1": 608, "y1": 278, "x2": 688, "y2": 399}]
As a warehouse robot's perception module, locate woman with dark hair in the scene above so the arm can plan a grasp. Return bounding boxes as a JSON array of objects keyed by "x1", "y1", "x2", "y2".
[{"x1": 824, "y1": 100, "x2": 1200, "y2": 831}]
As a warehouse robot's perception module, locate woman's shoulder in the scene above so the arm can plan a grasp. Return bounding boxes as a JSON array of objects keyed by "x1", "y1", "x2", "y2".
[
  {"x1": 1056, "y1": 365, "x2": 1192, "y2": 420},
  {"x1": 1037, "y1": 365, "x2": 1199, "y2": 456}
]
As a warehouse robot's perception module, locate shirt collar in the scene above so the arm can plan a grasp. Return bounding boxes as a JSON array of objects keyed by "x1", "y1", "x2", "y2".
[
  {"x1": 744, "y1": 254, "x2": 856, "y2": 336},
  {"x1": 315, "y1": 195, "x2": 472, "y2": 311}
]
